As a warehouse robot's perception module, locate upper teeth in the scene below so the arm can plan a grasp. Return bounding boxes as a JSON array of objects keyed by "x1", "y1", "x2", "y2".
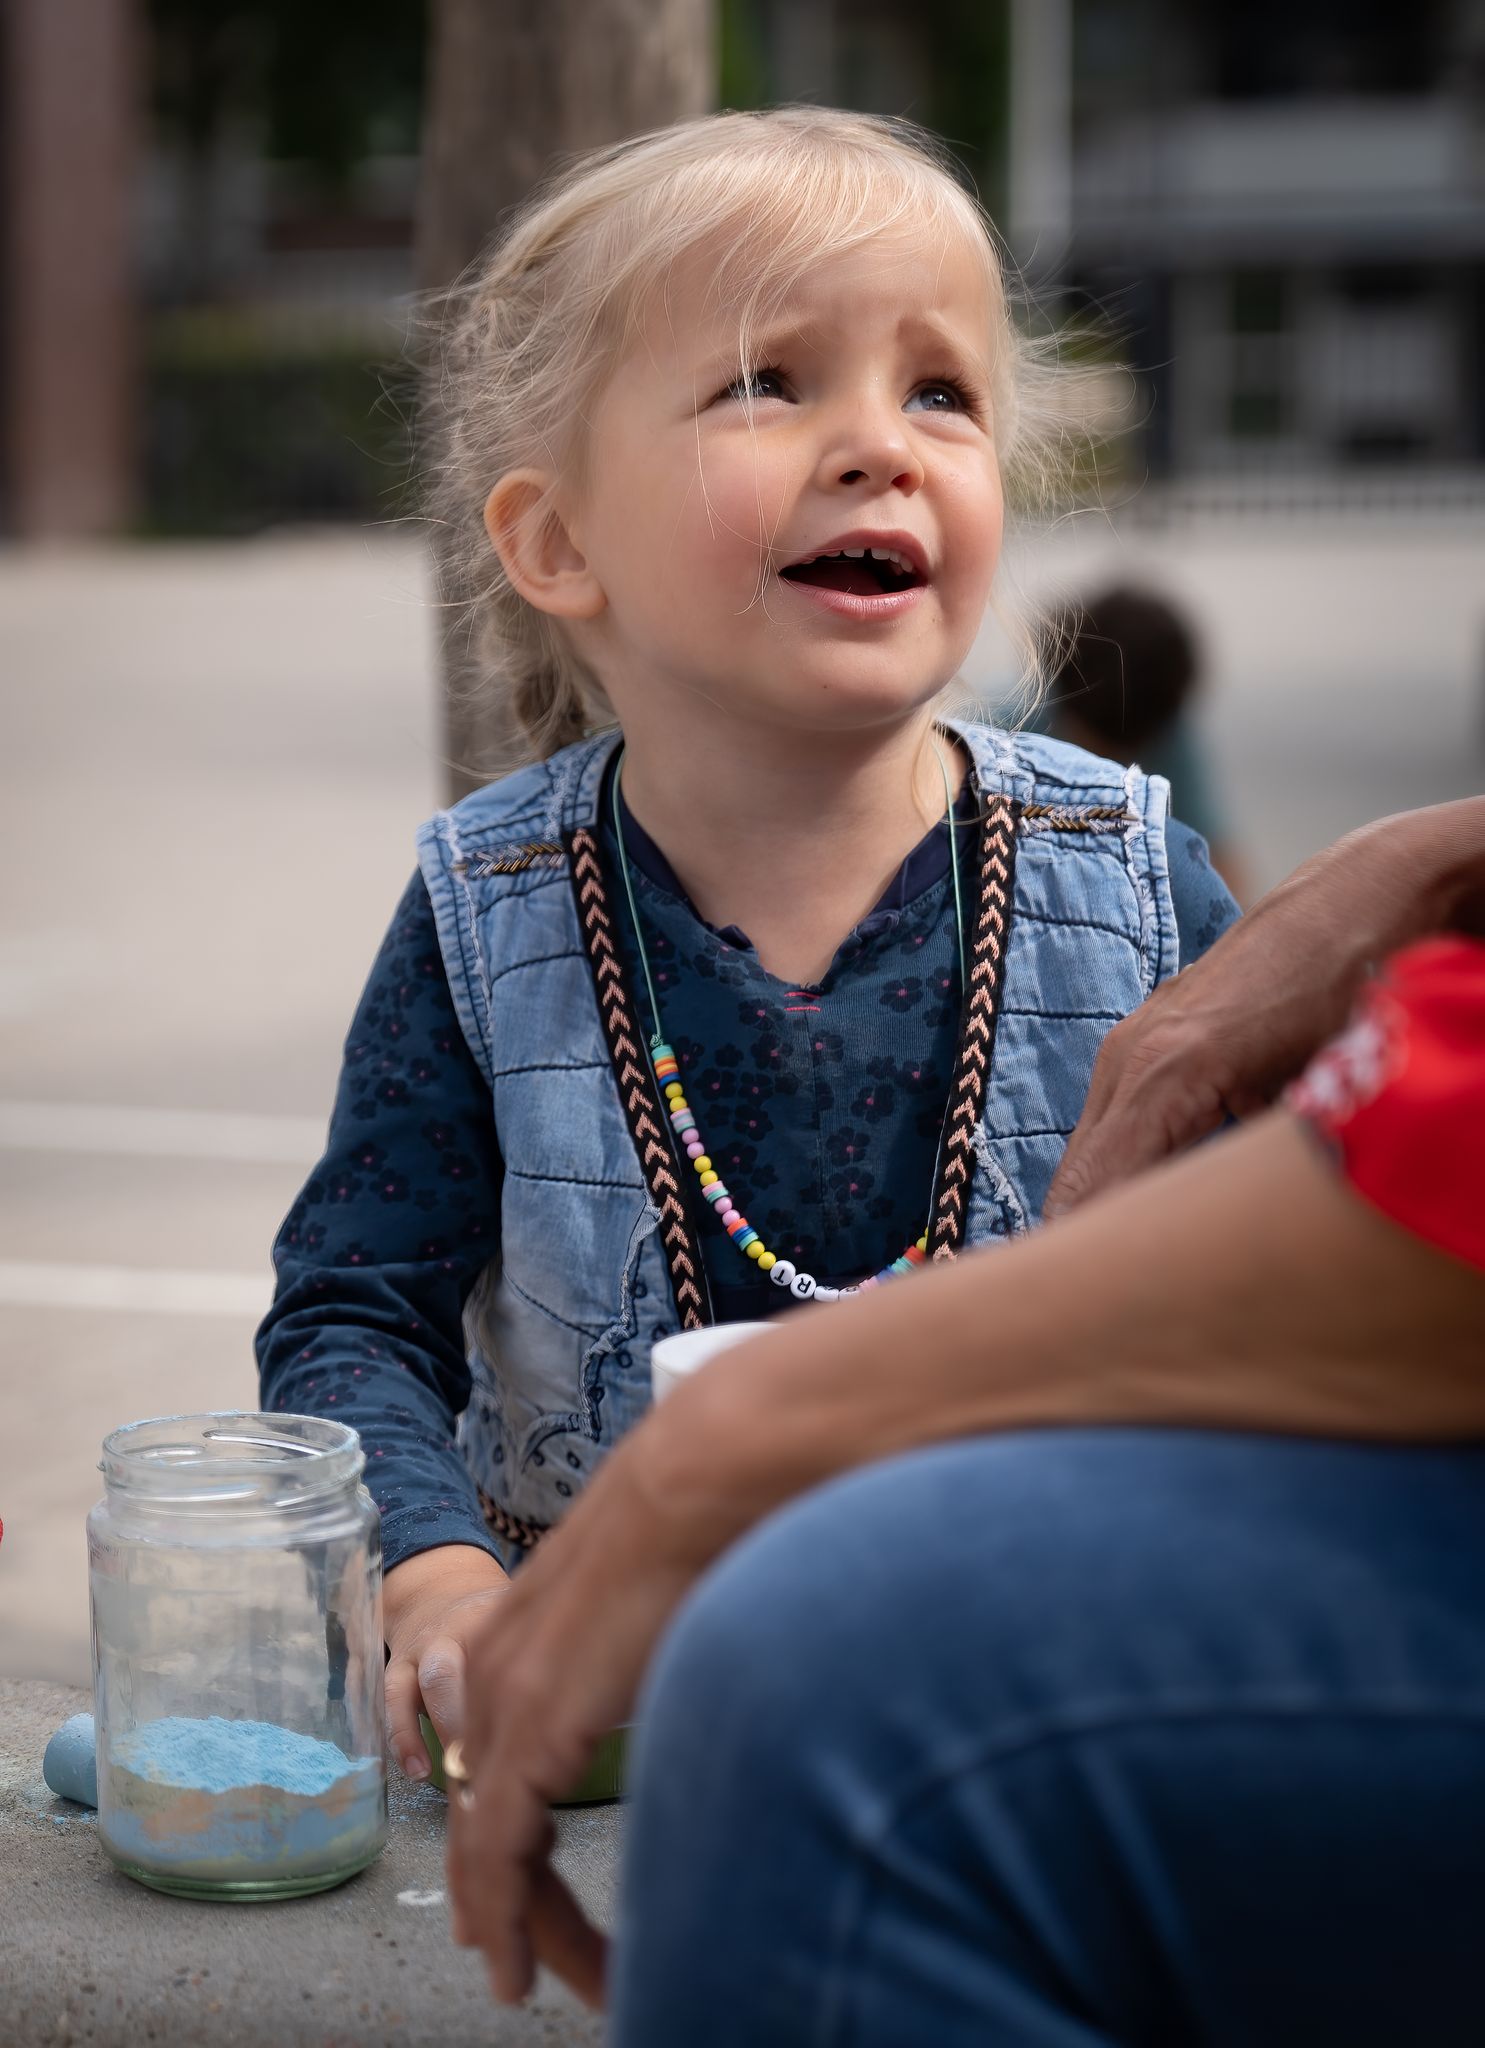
[{"x1": 789, "y1": 545, "x2": 916, "y2": 575}]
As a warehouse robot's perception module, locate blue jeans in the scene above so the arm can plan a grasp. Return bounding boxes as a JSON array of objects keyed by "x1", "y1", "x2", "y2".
[{"x1": 608, "y1": 1431, "x2": 1485, "y2": 2046}]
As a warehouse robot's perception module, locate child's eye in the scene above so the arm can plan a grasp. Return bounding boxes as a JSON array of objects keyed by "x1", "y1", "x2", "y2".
[
  {"x1": 905, "y1": 379, "x2": 973, "y2": 415},
  {"x1": 719, "y1": 366, "x2": 789, "y2": 404}
]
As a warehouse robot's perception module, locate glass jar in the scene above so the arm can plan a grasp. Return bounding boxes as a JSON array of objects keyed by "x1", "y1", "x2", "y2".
[{"x1": 87, "y1": 1412, "x2": 386, "y2": 1900}]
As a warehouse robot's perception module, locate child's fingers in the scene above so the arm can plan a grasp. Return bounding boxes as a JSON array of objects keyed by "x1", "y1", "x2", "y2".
[
  {"x1": 416, "y1": 1634, "x2": 468, "y2": 1752},
  {"x1": 385, "y1": 1655, "x2": 431, "y2": 1780}
]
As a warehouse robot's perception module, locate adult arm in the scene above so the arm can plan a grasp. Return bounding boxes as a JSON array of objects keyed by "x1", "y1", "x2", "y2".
[
  {"x1": 1047, "y1": 796, "x2": 1485, "y2": 1214},
  {"x1": 256, "y1": 874, "x2": 510, "y2": 1772},
  {"x1": 447, "y1": 1086, "x2": 1485, "y2": 2005}
]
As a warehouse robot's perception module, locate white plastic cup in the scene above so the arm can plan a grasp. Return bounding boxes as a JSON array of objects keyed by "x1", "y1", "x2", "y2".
[{"x1": 650, "y1": 1322, "x2": 776, "y2": 1403}]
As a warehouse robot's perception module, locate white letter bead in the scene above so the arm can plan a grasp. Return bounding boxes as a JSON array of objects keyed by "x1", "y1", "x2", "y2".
[
  {"x1": 789, "y1": 1271, "x2": 816, "y2": 1300},
  {"x1": 813, "y1": 1285, "x2": 839, "y2": 1303},
  {"x1": 768, "y1": 1260, "x2": 797, "y2": 1289}
]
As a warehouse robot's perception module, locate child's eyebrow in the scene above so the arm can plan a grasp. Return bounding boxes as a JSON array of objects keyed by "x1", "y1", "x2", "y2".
[
  {"x1": 691, "y1": 309, "x2": 992, "y2": 384},
  {"x1": 895, "y1": 311, "x2": 992, "y2": 369}
]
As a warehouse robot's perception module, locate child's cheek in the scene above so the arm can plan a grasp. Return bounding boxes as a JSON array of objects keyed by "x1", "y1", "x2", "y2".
[
  {"x1": 658, "y1": 522, "x2": 724, "y2": 604},
  {"x1": 683, "y1": 482, "x2": 780, "y2": 591},
  {"x1": 942, "y1": 479, "x2": 1004, "y2": 605},
  {"x1": 700, "y1": 444, "x2": 796, "y2": 557}
]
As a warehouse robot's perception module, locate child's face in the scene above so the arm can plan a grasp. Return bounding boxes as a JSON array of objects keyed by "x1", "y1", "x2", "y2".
[{"x1": 569, "y1": 221, "x2": 1005, "y2": 736}]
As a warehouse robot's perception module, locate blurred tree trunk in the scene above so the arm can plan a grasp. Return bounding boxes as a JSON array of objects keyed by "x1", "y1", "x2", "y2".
[
  {"x1": 4, "y1": 0, "x2": 137, "y2": 537},
  {"x1": 417, "y1": 0, "x2": 715, "y2": 801}
]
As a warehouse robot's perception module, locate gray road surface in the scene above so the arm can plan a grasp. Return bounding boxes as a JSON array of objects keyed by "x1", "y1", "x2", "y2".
[{"x1": 0, "y1": 1677, "x2": 613, "y2": 2047}]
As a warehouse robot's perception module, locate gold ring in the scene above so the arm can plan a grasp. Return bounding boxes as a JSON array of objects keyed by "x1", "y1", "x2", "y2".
[{"x1": 442, "y1": 1737, "x2": 471, "y2": 1785}]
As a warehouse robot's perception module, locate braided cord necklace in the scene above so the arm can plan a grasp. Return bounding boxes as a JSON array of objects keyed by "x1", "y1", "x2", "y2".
[{"x1": 612, "y1": 740, "x2": 967, "y2": 1304}]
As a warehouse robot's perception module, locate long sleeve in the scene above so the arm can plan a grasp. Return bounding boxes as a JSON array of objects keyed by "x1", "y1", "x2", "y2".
[
  {"x1": 256, "y1": 875, "x2": 504, "y2": 1572},
  {"x1": 1166, "y1": 818, "x2": 1241, "y2": 964}
]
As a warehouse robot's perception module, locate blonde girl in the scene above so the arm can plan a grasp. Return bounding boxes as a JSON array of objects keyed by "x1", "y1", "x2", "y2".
[{"x1": 257, "y1": 107, "x2": 1238, "y2": 1784}]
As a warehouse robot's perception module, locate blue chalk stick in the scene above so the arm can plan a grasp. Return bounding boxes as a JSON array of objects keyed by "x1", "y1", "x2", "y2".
[{"x1": 43, "y1": 1712, "x2": 98, "y2": 1809}]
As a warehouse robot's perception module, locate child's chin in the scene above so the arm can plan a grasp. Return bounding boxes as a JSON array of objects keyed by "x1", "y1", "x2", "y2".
[{"x1": 764, "y1": 667, "x2": 950, "y2": 731}]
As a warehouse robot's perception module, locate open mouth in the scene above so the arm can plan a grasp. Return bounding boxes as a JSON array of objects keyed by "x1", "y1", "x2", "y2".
[{"x1": 779, "y1": 546, "x2": 925, "y2": 598}]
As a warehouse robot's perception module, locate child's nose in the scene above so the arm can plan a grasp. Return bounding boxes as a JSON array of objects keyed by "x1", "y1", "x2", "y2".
[{"x1": 819, "y1": 402, "x2": 924, "y2": 496}]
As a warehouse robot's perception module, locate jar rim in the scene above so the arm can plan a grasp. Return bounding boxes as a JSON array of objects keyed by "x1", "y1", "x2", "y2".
[{"x1": 100, "y1": 1411, "x2": 365, "y2": 1508}]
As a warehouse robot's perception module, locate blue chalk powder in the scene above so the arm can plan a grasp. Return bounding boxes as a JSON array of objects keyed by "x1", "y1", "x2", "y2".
[
  {"x1": 101, "y1": 1716, "x2": 384, "y2": 1896},
  {"x1": 115, "y1": 1717, "x2": 362, "y2": 1795}
]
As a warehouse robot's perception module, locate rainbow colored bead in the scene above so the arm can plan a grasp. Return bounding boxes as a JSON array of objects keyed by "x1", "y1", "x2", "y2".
[{"x1": 650, "y1": 1039, "x2": 934, "y2": 1304}]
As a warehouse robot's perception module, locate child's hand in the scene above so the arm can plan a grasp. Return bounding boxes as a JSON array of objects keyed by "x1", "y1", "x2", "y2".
[{"x1": 383, "y1": 1543, "x2": 510, "y2": 1781}]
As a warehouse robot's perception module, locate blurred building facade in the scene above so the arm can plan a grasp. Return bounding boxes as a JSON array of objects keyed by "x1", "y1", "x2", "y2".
[
  {"x1": 3, "y1": 0, "x2": 1481, "y2": 537},
  {"x1": 765, "y1": 0, "x2": 1485, "y2": 497},
  {"x1": 1010, "y1": 0, "x2": 1485, "y2": 490}
]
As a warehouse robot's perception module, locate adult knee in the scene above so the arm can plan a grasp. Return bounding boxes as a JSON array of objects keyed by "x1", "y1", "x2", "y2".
[
  {"x1": 635, "y1": 1428, "x2": 1338, "y2": 1784},
  {"x1": 632, "y1": 1490, "x2": 861, "y2": 1809}
]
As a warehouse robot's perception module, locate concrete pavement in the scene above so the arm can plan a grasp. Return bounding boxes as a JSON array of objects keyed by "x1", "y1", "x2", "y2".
[
  {"x1": 0, "y1": 1678, "x2": 613, "y2": 2046},
  {"x1": 2, "y1": 536, "x2": 442, "y2": 1686}
]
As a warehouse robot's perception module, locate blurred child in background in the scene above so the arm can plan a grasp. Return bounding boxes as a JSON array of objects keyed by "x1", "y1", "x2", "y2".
[{"x1": 1036, "y1": 582, "x2": 1251, "y2": 904}]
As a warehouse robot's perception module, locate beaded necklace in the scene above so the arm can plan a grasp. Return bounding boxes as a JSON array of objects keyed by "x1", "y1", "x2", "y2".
[{"x1": 612, "y1": 741, "x2": 967, "y2": 1304}]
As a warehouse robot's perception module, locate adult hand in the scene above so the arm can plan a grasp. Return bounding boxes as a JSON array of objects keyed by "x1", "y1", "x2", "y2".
[
  {"x1": 1047, "y1": 798, "x2": 1485, "y2": 1216},
  {"x1": 383, "y1": 1543, "x2": 509, "y2": 1780},
  {"x1": 444, "y1": 1411, "x2": 736, "y2": 2008}
]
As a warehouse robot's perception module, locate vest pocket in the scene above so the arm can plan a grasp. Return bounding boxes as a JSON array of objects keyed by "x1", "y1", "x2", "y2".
[{"x1": 466, "y1": 1186, "x2": 665, "y2": 1512}]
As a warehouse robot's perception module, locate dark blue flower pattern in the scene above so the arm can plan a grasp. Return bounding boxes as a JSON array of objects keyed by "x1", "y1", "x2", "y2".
[
  {"x1": 880, "y1": 975, "x2": 925, "y2": 1013},
  {"x1": 1173, "y1": 821, "x2": 1243, "y2": 960}
]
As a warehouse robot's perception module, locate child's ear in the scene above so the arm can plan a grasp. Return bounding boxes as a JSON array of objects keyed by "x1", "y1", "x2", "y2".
[{"x1": 483, "y1": 470, "x2": 605, "y2": 621}]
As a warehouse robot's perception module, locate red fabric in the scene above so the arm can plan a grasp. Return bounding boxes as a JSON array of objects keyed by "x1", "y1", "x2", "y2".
[{"x1": 1286, "y1": 936, "x2": 1485, "y2": 1275}]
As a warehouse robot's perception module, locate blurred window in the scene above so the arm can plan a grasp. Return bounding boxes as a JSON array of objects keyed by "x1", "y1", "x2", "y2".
[
  {"x1": 1211, "y1": 0, "x2": 1446, "y2": 97},
  {"x1": 1230, "y1": 270, "x2": 1286, "y2": 336},
  {"x1": 1225, "y1": 270, "x2": 1291, "y2": 444},
  {"x1": 1319, "y1": 271, "x2": 1453, "y2": 465},
  {"x1": 1228, "y1": 388, "x2": 1289, "y2": 440}
]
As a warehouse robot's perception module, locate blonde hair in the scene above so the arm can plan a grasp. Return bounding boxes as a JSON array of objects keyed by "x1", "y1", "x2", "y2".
[{"x1": 426, "y1": 106, "x2": 1100, "y2": 762}]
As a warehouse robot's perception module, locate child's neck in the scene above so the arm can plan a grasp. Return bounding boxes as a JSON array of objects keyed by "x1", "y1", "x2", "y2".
[{"x1": 616, "y1": 714, "x2": 965, "y2": 987}]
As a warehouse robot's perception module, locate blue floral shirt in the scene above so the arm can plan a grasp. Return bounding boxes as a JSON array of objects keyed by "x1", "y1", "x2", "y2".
[{"x1": 256, "y1": 787, "x2": 1238, "y2": 1571}]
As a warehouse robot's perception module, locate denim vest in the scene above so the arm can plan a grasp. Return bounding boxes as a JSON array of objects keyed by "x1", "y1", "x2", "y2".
[{"x1": 416, "y1": 720, "x2": 1176, "y2": 1558}]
